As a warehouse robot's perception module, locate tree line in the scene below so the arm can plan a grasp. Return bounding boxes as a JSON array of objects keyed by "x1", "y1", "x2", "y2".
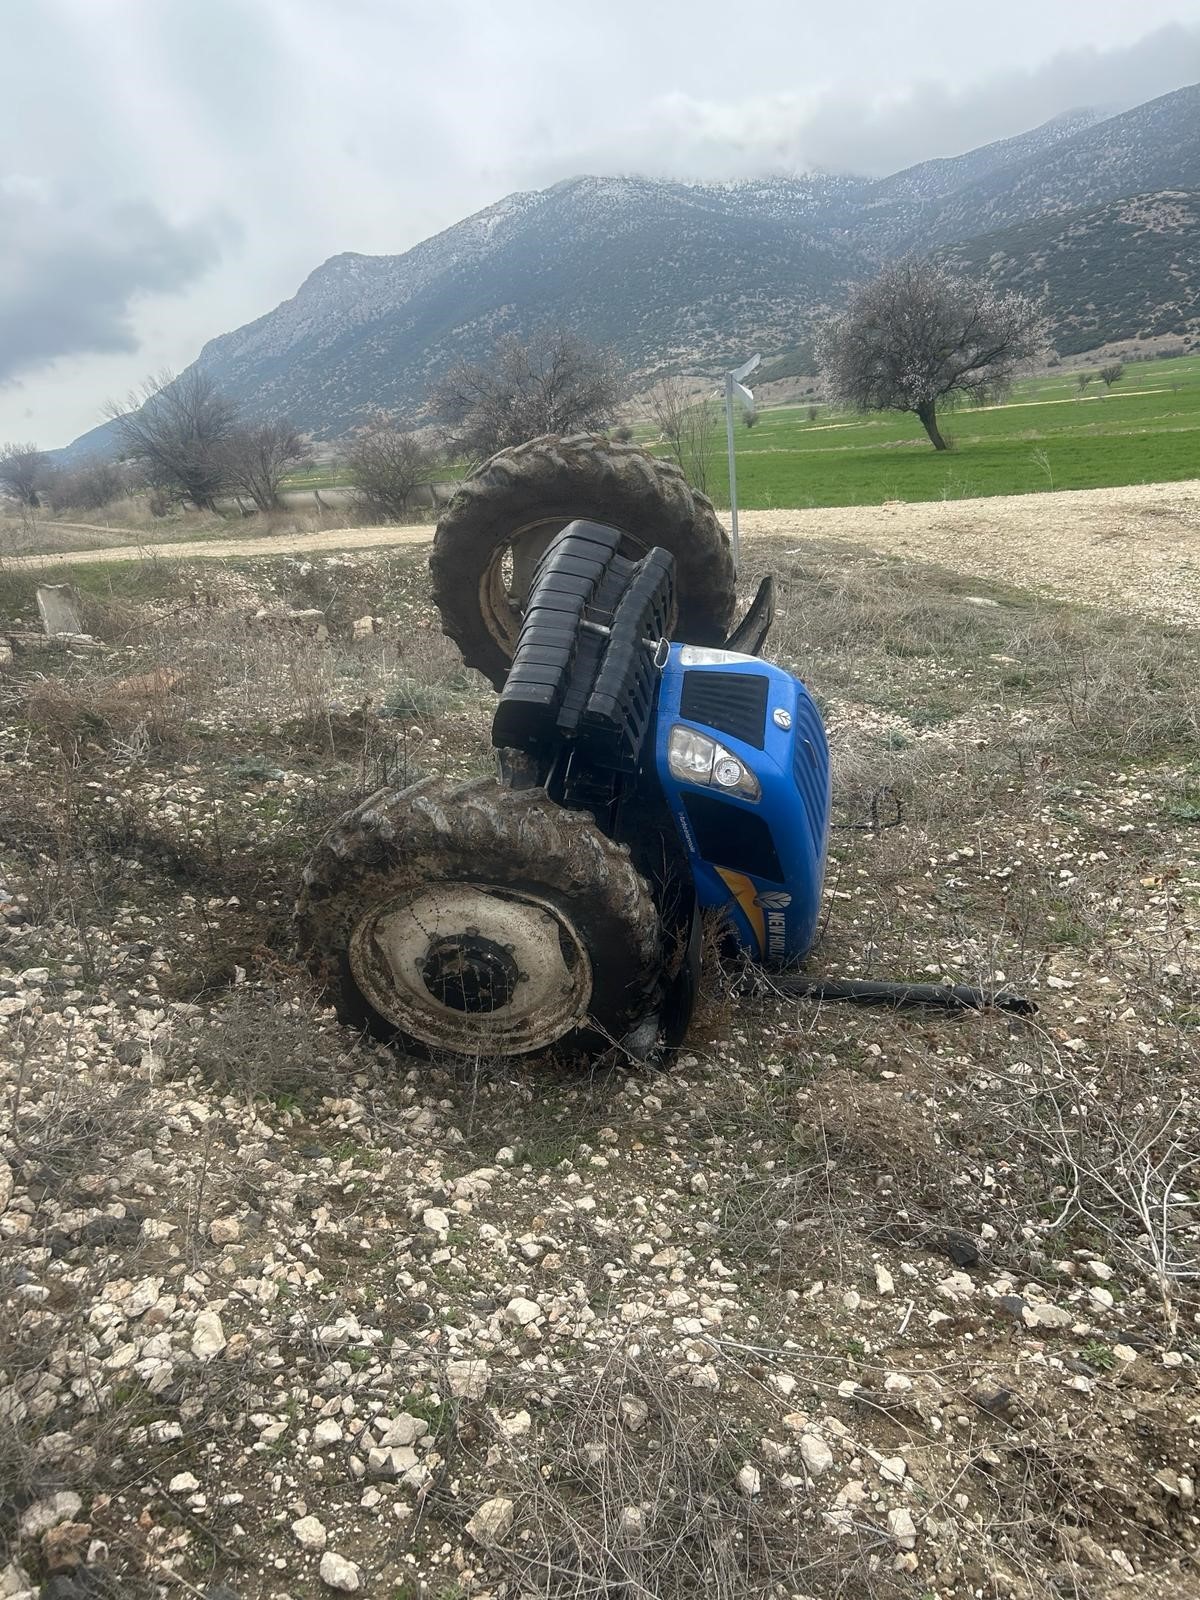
[
  {"x1": 1, "y1": 259, "x2": 1061, "y2": 517},
  {"x1": 0, "y1": 329, "x2": 625, "y2": 519}
]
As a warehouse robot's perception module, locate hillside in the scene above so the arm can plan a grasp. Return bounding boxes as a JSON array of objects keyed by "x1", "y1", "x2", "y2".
[
  {"x1": 912, "y1": 83, "x2": 1200, "y2": 245},
  {"x1": 938, "y1": 191, "x2": 1200, "y2": 355},
  {"x1": 61, "y1": 83, "x2": 1200, "y2": 458},
  {"x1": 862, "y1": 106, "x2": 1102, "y2": 212}
]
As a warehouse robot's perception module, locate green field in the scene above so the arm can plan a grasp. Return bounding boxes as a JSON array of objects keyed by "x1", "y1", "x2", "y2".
[
  {"x1": 689, "y1": 353, "x2": 1200, "y2": 509},
  {"x1": 279, "y1": 353, "x2": 1200, "y2": 510}
]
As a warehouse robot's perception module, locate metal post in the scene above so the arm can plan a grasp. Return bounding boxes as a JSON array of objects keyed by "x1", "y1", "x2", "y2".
[{"x1": 724, "y1": 369, "x2": 739, "y2": 571}]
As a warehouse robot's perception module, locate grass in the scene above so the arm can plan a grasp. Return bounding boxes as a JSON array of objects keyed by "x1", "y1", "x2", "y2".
[{"x1": 659, "y1": 351, "x2": 1200, "y2": 509}]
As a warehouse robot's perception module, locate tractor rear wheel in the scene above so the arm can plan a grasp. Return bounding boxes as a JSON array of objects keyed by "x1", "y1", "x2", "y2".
[
  {"x1": 295, "y1": 776, "x2": 662, "y2": 1060},
  {"x1": 430, "y1": 433, "x2": 736, "y2": 688}
]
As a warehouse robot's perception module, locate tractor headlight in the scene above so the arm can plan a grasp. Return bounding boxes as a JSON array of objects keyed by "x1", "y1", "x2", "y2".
[
  {"x1": 667, "y1": 725, "x2": 761, "y2": 801},
  {"x1": 678, "y1": 645, "x2": 757, "y2": 667}
]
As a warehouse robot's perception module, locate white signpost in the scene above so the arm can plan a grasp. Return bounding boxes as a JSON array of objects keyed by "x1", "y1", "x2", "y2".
[{"x1": 723, "y1": 353, "x2": 759, "y2": 569}]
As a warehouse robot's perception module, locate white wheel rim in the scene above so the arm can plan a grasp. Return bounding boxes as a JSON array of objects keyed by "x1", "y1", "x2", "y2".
[{"x1": 349, "y1": 882, "x2": 593, "y2": 1055}]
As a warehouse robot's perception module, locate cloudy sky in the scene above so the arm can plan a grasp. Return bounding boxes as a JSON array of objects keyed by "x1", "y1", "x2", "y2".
[{"x1": 3, "y1": 0, "x2": 1199, "y2": 446}]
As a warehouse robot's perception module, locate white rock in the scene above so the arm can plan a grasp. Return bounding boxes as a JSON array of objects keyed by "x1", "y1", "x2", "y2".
[
  {"x1": 292, "y1": 1515, "x2": 327, "y2": 1551},
  {"x1": 506, "y1": 1296, "x2": 542, "y2": 1327},
  {"x1": 168, "y1": 1472, "x2": 199, "y2": 1494},
  {"x1": 377, "y1": 1414, "x2": 426, "y2": 1447},
  {"x1": 1088, "y1": 1286, "x2": 1114, "y2": 1310},
  {"x1": 190, "y1": 1310, "x2": 226, "y2": 1361},
  {"x1": 875, "y1": 1264, "x2": 895, "y2": 1296},
  {"x1": 0, "y1": 1158, "x2": 12, "y2": 1214},
  {"x1": 887, "y1": 1508, "x2": 918, "y2": 1550},
  {"x1": 447, "y1": 1357, "x2": 489, "y2": 1399},
  {"x1": 0, "y1": 1562, "x2": 32, "y2": 1599},
  {"x1": 351, "y1": 616, "x2": 377, "y2": 642},
  {"x1": 18, "y1": 1493, "x2": 82, "y2": 1539},
  {"x1": 313, "y1": 1419, "x2": 344, "y2": 1446},
  {"x1": 879, "y1": 1456, "x2": 907, "y2": 1485},
  {"x1": 937, "y1": 1271, "x2": 975, "y2": 1302},
  {"x1": 319, "y1": 1551, "x2": 360, "y2": 1591},
  {"x1": 770, "y1": 1373, "x2": 797, "y2": 1398},
  {"x1": 736, "y1": 1463, "x2": 762, "y2": 1497},
  {"x1": 498, "y1": 1408, "x2": 532, "y2": 1438},
  {"x1": 317, "y1": 1315, "x2": 362, "y2": 1348},
  {"x1": 422, "y1": 1206, "x2": 450, "y2": 1237},
  {"x1": 1022, "y1": 1300, "x2": 1072, "y2": 1330},
  {"x1": 368, "y1": 1445, "x2": 418, "y2": 1477},
  {"x1": 466, "y1": 1495, "x2": 515, "y2": 1544},
  {"x1": 619, "y1": 1299, "x2": 656, "y2": 1323},
  {"x1": 619, "y1": 1396, "x2": 649, "y2": 1432},
  {"x1": 1086, "y1": 1260, "x2": 1114, "y2": 1282},
  {"x1": 122, "y1": 1277, "x2": 164, "y2": 1318},
  {"x1": 209, "y1": 1216, "x2": 240, "y2": 1246},
  {"x1": 799, "y1": 1435, "x2": 834, "y2": 1478}
]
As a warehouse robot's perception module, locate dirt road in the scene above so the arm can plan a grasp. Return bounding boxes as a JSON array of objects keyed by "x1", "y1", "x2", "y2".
[{"x1": 11, "y1": 478, "x2": 1200, "y2": 626}]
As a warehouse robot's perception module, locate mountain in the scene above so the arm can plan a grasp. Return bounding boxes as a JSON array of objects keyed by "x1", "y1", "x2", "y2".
[
  {"x1": 938, "y1": 190, "x2": 1200, "y2": 356},
  {"x1": 61, "y1": 84, "x2": 1200, "y2": 458},
  {"x1": 862, "y1": 107, "x2": 1103, "y2": 212},
  {"x1": 912, "y1": 84, "x2": 1200, "y2": 245},
  {"x1": 188, "y1": 174, "x2": 866, "y2": 431}
]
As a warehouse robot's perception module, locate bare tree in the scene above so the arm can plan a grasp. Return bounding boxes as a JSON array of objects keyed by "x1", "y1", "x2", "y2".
[
  {"x1": 645, "y1": 375, "x2": 715, "y2": 494},
  {"x1": 223, "y1": 420, "x2": 311, "y2": 511},
  {"x1": 1099, "y1": 361, "x2": 1125, "y2": 390},
  {"x1": 46, "y1": 457, "x2": 132, "y2": 513},
  {"x1": 0, "y1": 442, "x2": 52, "y2": 508},
  {"x1": 346, "y1": 411, "x2": 436, "y2": 521},
  {"x1": 433, "y1": 330, "x2": 622, "y2": 460},
  {"x1": 104, "y1": 368, "x2": 238, "y2": 510},
  {"x1": 818, "y1": 261, "x2": 1048, "y2": 450}
]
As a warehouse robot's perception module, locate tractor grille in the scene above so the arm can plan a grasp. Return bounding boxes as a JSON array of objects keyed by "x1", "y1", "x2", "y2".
[
  {"x1": 791, "y1": 706, "x2": 831, "y2": 853},
  {"x1": 679, "y1": 670, "x2": 768, "y2": 748}
]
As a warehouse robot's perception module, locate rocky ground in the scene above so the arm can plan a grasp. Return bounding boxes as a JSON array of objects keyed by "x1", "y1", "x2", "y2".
[{"x1": 1, "y1": 537, "x2": 1198, "y2": 1599}]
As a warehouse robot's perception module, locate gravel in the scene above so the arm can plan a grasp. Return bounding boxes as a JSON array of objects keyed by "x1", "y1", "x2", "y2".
[{"x1": 16, "y1": 478, "x2": 1199, "y2": 624}]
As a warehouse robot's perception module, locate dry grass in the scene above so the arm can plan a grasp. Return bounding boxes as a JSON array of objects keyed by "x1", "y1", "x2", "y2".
[
  {"x1": 2, "y1": 536, "x2": 1198, "y2": 1597},
  {"x1": 439, "y1": 1349, "x2": 905, "y2": 1600}
]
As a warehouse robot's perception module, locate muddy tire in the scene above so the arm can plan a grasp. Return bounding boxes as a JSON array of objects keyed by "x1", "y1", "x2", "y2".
[
  {"x1": 295, "y1": 775, "x2": 662, "y2": 1059},
  {"x1": 431, "y1": 433, "x2": 736, "y2": 687}
]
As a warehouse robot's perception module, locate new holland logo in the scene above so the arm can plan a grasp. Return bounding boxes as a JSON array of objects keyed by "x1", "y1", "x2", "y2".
[{"x1": 755, "y1": 891, "x2": 792, "y2": 910}]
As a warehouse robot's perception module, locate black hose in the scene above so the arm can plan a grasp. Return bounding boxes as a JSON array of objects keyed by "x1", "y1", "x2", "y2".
[{"x1": 760, "y1": 975, "x2": 1037, "y2": 1016}]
